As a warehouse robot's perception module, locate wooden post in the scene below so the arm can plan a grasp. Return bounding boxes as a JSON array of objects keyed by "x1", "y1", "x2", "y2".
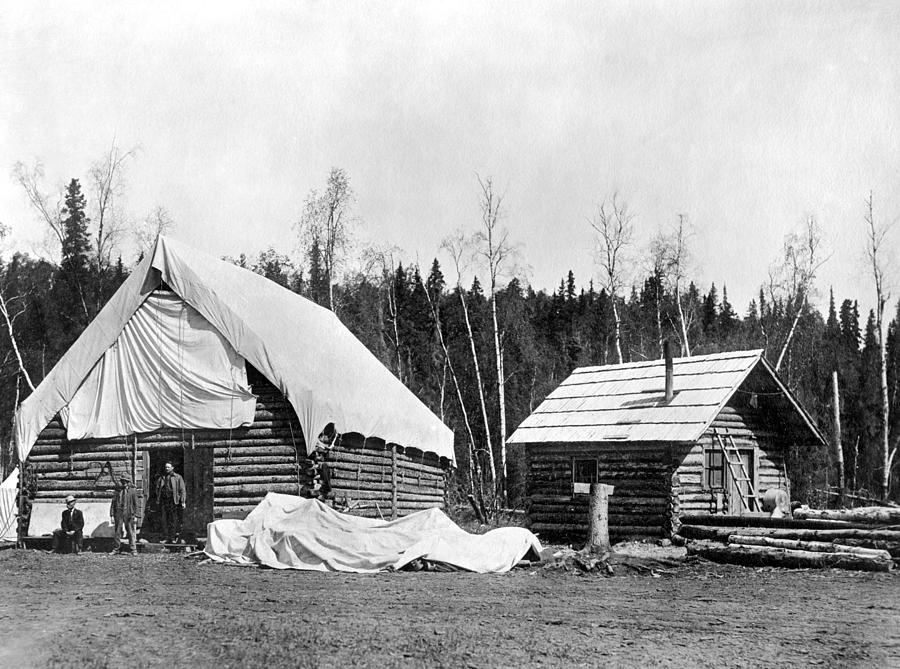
[
  {"x1": 582, "y1": 483, "x2": 615, "y2": 554},
  {"x1": 832, "y1": 371, "x2": 845, "y2": 508},
  {"x1": 132, "y1": 435, "x2": 138, "y2": 485},
  {"x1": 390, "y1": 444, "x2": 398, "y2": 520}
]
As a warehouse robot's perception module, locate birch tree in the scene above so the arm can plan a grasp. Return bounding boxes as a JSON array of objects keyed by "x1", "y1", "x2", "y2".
[
  {"x1": 442, "y1": 231, "x2": 496, "y2": 488},
  {"x1": 296, "y1": 168, "x2": 355, "y2": 312},
  {"x1": 589, "y1": 193, "x2": 633, "y2": 364},
  {"x1": 89, "y1": 141, "x2": 136, "y2": 309},
  {"x1": 472, "y1": 175, "x2": 518, "y2": 498},
  {"x1": 770, "y1": 216, "x2": 828, "y2": 372},
  {"x1": 863, "y1": 192, "x2": 897, "y2": 499}
]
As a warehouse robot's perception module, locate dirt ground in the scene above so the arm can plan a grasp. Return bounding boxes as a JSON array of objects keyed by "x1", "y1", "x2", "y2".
[{"x1": 1, "y1": 545, "x2": 898, "y2": 669}]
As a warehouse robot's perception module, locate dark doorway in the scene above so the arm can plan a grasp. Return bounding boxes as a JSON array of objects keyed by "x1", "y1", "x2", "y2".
[{"x1": 145, "y1": 447, "x2": 213, "y2": 540}]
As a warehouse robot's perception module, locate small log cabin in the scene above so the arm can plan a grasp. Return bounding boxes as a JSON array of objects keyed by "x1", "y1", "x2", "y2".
[
  {"x1": 507, "y1": 348, "x2": 825, "y2": 541},
  {"x1": 15, "y1": 236, "x2": 453, "y2": 536}
]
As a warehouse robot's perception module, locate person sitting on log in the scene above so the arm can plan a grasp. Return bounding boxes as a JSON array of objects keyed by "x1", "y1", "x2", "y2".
[
  {"x1": 110, "y1": 473, "x2": 139, "y2": 556},
  {"x1": 51, "y1": 496, "x2": 84, "y2": 554}
]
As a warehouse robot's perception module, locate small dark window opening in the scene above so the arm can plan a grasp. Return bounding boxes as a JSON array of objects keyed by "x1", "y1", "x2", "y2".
[
  {"x1": 572, "y1": 458, "x2": 598, "y2": 494},
  {"x1": 704, "y1": 449, "x2": 725, "y2": 489}
]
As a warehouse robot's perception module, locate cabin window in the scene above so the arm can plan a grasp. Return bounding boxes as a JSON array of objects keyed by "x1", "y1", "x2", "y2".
[
  {"x1": 572, "y1": 458, "x2": 598, "y2": 494},
  {"x1": 704, "y1": 449, "x2": 725, "y2": 489}
]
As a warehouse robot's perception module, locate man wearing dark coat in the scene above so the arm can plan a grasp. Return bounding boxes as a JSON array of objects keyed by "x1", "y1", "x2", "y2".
[
  {"x1": 52, "y1": 495, "x2": 84, "y2": 554},
  {"x1": 110, "y1": 472, "x2": 139, "y2": 555},
  {"x1": 155, "y1": 462, "x2": 186, "y2": 543}
]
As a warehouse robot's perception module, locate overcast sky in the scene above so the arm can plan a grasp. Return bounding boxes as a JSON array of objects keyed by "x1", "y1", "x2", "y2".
[{"x1": 2, "y1": 1, "x2": 899, "y2": 315}]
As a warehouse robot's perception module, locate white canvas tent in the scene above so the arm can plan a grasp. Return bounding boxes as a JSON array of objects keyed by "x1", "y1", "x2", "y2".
[
  {"x1": 14, "y1": 235, "x2": 454, "y2": 464},
  {"x1": 0, "y1": 468, "x2": 17, "y2": 541}
]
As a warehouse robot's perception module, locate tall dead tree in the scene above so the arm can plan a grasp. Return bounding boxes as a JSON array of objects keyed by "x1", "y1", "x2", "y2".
[
  {"x1": 473, "y1": 175, "x2": 518, "y2": 499},
  {"x1": 863, "y1": 192, "x2": 897, "y2": 500},
  {"x1": 589, "y1": 193, "x2": 633, "y2": 364}
]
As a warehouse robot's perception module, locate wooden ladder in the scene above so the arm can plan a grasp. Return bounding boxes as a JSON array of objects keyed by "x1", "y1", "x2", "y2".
[{"x1": 714, "y1": 431, "x2": 758, "y2": 512}]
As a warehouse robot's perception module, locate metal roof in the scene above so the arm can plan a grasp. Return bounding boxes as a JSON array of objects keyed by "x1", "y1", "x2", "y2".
[{"x1": 507, "y1": 349, "x2": 824, "y2": 445}]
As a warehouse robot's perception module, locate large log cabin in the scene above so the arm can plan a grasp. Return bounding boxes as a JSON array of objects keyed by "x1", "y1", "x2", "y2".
[
  {"x1": 14, "y1": 236, "x2": 453, "y2": 538},
  {"x1": 507, "y1": 347, "x2": 825, "y2": 541}
]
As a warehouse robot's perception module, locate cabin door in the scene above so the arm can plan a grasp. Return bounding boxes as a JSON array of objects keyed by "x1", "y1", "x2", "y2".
[
  {"x1": 726, "y1": 449, "x2": 756, "y2": 515},
  {"x1": 183, "y1": 446, "x2": 214, "y2": 537},
  {"x1": 146, "y1": 447, "x2": 213, "y2": 539}
]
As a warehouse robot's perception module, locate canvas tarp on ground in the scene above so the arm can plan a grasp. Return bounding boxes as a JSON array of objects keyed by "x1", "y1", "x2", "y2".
[
  {"x1": 205, "y1": 493, "x2": 543, "y2": 573},
  {"x1": 15, "y1": 235, "x2": 454, "y2": 463}
]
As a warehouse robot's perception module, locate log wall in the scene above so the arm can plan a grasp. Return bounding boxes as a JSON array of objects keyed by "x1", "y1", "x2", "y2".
[
  {"x1": 525, "y1": 442, "x2": 673, "y2": 540},
  {"x1": 25, "y1": 370, "x2": 449, "y2": 525},
  {"x1": 674, "y1": 403, "x2": 791, "y2": 515}
]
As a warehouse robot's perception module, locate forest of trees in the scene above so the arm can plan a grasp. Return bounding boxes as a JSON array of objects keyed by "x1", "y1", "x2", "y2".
[{"x1": 2, "y1": 156, "x2": 899, "y2": 509}]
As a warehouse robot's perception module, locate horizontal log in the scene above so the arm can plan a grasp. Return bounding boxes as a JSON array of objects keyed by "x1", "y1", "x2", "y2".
[
  {"x1": 530, "y1": 513, "x2": 667, "y2": 526},
  {"x1": 680, "y1": 513, "x2": 863, "y2": 530},
  {"x1": 34, "y1": 490, "x2": 114, "y2": 500},
  {"x1": 29, "y1": 451, "x2": 133, "y2": 462},
  {"x1": 328, "y1": 465, "x2": 444, "y2": 485},
  {"x1": 793, "y1": 507, "x2": 900, "y2": 525},
  {"x1": 213, "y1": 483, "x2": 301, "y2": 496},
  {"x1": 213, "y1": 446, "x2": 297, "y2": 457},
  {"x1": 728, "y1": 534, "x2": 892, "y2": 559},
  {"x1": 210, "y1": 475, "x2": 298, "y2": 486},
  {"x1": 213, "y1": 456, "x2": 302, "y2": 467},
  {"x1": 530, "y1": 523, "x2": 663, "y2": 537},
  {"x1": 213, "y1": 464, "x2": 300, "y2": 477},
  {"x1": 334, "y1": 489, "x2": 444, "y2": 503},
  {"x1": 331, "y1": 481, "x2": 443, "y2": 495},
  {"x1": 686, "y1": 540, "x2": 892, "y2": 572},
  {"x1": 32, "y1": 479, "x2": 118, "y2": 491},
  {"x1": 679, "y1": 524, "x2": 900, "y2": 543}
]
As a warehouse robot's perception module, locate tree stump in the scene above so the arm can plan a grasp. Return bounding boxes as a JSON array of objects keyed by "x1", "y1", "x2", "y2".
[{"x1": 582, "y1": 483, "x2": 615, "y2": 554}]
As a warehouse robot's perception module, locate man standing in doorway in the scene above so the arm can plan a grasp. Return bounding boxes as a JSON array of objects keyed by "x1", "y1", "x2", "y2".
[
  {"x1": 155, "y1": 462, "x2": 186, "y2": 543},
  {"x1": 110, "y1": 472, "x2": 139, "y2": 555}
]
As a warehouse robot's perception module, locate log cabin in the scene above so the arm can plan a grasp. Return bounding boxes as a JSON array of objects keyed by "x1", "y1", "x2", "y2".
[
  {"x1": 14, "y1": 236, "x2": 453, "y2": 537},
  {"x1": 507, "y1": 346, "x2": 825, "y2": 541}
]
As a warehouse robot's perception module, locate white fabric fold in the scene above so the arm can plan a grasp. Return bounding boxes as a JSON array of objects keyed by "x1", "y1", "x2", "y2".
[
  {"x1": 205, "y1": 493, "x2": 542, "y2": 573},
  {"x1": 64, "y1": 292, "x2": 256, "y2": 439}
]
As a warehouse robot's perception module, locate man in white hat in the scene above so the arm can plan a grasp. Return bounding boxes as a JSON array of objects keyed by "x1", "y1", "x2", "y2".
[
  {"x1": 110, "y1": 473, "x2": 139, "y2": 555},
  {"x1": 52, "y1": 495, "x2": 84, "y2": 554}
]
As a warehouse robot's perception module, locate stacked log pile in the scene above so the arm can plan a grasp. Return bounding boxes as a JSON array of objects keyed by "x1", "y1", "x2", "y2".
[
  {"x1": 327, "y1": 441, "x2": 447, "y2": 518},
  {"x1": 678, "y1": 510, "x2": 899, "y2": 571},
  {"x1": 526, "y1": 444, "x2": 671, "y2": 539}
]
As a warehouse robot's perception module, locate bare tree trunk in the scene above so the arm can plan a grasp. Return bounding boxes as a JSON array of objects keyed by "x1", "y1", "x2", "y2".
[
  {"x1": 459, "y1": 289, "x2": 496, "y2": 486},
  {"x1": 775, "y1": 293, "x2": 806, "y2": 372},
  {"x1": 418, "y1": 272, "x2": 481, "y2": 497},
  {"x1": 833, "y1": 371, "x2": 845, "y2": 507},
  {"x1": 0, "y1": 293, "x2": 35, "y2": 392},
  {"x1": 864, "y1": 192, "x2": 896, "y2": 499},
  {"x1": 611, "y1": 299, "x2": 623, "y2": 364},
  {"x1": 676, "y1": 286, "x2": 691, "y2": 357},
  {"x1": 491, "y1": 295, "x2": 507, "y2": 495}
]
